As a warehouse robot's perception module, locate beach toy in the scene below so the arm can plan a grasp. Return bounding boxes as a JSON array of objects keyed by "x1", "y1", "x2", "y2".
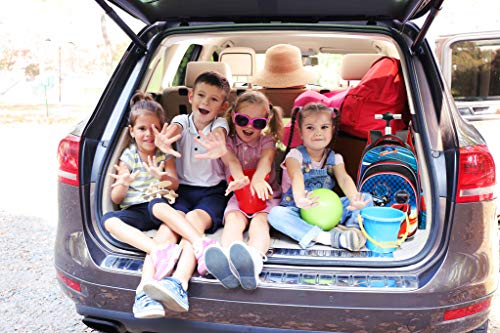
[
  {"x1": 300, "y1": 188, "x2": 342, "y2": 231},
  {"x1": 229, "y1": 169, "x2": 270, "y2": 215},
  {"x1": 358, "y1": 206, "x2": 408, "y2": 253}
]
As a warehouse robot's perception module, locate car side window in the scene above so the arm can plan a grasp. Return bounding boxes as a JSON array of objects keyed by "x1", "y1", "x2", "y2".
[
  {"x1": 172, "y1": 44, "x2": 202, "y2": 86},
  {"x1": 450, "y1": 38, "x2": 500, "y2": 102}
]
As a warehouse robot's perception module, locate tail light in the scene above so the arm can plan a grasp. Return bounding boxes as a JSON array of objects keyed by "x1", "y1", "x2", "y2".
[
  {"x1": 57, "y1": 134, "x2": 80, "y2": 186},
  {"x1": 443, "y1": 298, "x2": 491, "y2": 321},
  {"x1": 456, "y1": 144, "x2": 496, "y2": 203},
  {"x1": 56, "y1": 270, "x2": 82, "y2": 293}
]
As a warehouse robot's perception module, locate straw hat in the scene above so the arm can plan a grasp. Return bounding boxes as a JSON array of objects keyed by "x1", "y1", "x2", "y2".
[{"x1": 251, "y1": 44, "x2": 317, "y2": 88}]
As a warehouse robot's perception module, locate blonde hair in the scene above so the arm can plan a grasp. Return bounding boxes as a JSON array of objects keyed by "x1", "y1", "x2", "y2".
[
  {"x1": 225, "y1": 90, "x2": 283, "y2": 143},
  {"x1": 128, "y1": 91, "x2": 166, "y2": 127}
]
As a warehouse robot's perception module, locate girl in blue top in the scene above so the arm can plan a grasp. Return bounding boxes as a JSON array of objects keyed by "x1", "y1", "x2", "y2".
[{"x1": 268, "y1": 102, "x2": 373, "y2": 251}]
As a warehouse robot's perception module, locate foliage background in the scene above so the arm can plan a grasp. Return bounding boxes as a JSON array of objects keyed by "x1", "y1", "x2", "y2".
[
  {"x1": 0, "y1": 0, "x2": 499, "y2": 123},
  {"x1": 0, "y1": 0, "x2": 143, "y2": 122}
]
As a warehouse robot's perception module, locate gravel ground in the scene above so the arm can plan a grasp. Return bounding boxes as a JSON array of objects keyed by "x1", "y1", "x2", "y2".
[
  {"x1": 0, "y1": 212, "x2": 94, "y2": 333},
  {"x1": 0, "y1": 119, "x2": 498, "y2": 332},
  {"x1": 0, "y1": 117, "x2": 95, "y2": 332}
]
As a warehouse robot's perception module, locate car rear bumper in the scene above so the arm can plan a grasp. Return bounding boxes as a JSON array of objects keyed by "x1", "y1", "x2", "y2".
[
  {"x1": 57, "y1": 268, "x2": 494, "y2": 333},
  {"x1": 74, "y1": 295, "x2": 492, "y2": 333}
]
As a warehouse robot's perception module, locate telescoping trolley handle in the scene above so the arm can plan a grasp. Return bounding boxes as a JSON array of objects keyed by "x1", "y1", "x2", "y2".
[{"x1": 374, "y1": 112, "x2": 402, "y2": 135}]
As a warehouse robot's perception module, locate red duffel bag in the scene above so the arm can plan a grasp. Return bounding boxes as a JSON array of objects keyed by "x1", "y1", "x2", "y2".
[{"x1": 339, "y1": 56, "x2": 409, "y2": 139}]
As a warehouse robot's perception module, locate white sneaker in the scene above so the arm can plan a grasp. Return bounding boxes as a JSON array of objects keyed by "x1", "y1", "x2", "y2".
[{"x1": 229, "y1": 241, "x2": 264, "y2": 290}]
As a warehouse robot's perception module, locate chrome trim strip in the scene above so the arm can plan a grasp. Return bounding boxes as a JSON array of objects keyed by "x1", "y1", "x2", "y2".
[{"x1": 100, "y1": 255, "x2": 419, "y2": 290}]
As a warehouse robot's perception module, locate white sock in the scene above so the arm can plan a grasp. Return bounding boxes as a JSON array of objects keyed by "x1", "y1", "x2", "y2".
[
  {"x1": 314, "y1": 231, "x2": 332, "y2": 246},
  {"x1": 338, "y1": 234, "x2": 347, "y2": 249},
  {"x1": 314, "y1": 231, "x2": 347, "y2": 249}
]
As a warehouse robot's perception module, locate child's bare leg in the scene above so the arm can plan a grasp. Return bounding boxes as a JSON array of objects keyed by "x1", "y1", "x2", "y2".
[
  {"x1": 156, "y1": 223, "x2": 180, "y2": 245},
  {"x1": 185, "y1": 209, "x2": 213, "y2": 235},
  {"x1": 184, "y1": 209, "x2": 216, "y2": 275},
  {"x1": 247, "y1": 212, "x2": 270, "y2": 255},
  {"x1": 139, "y1": 224, "x2": 179, "y2": 290},
  {"x1": 104, "y1": 217, "x2": 158, "y2": 253},
  {"x1": 171, "y1": 240, "x2": 196, "y2": 291},
  {"x1": 142, "y1": 239, "x2": 193, "y2": 313},
  {"x1": 139, "y1": 256, "x2": 154, "y2": 291},
  {"x1": 152, "y1": 202, "x2": 204, "y2": 244},
  {"x1": 221, "y1": 211, "x2": 248, "y2": 248}
]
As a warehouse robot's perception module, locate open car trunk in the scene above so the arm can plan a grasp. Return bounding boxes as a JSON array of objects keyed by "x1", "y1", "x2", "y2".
[{"x1": 97, "y1": 25, "x2": 432, "y2": 270}]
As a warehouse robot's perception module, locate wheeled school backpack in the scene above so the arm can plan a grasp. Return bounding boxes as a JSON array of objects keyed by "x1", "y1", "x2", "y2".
[{"x1": 357, "y1": 112, "x2": 421, "y2": 237}]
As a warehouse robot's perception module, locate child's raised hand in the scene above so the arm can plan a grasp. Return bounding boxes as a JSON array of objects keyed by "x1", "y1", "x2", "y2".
[
  {"x1": 142, "y1": 155, "x2": 167, "y2": 180},
  {"x1": 109, "y1": 164, "x2": 140, "y2": 188},
  {"x1": 153, "y1": 123, "x2": 181, "y2": 158},
  {"x1": 225, "y1": 176, "x2": 250, "y2": 196},
  {"x1": 346, "y1": 192, "x2": 371, "y2": 211},
  {"x1": 295, "y1": 190, "x2": 320, "y2": 210},
  {"x1": 194, "y1": 131, "x2": 227, "y2": 160},
  {"x1": 250, "y1": 178, "x2": 273, "y2": 201}
]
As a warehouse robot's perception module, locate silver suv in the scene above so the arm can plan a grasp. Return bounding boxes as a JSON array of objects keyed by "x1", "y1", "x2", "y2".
[{"x1": 55, "y1": 1, "x2": 498, "y2": 332}]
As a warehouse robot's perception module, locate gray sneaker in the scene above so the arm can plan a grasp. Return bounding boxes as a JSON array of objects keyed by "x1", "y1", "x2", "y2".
[
  {"x1": 229, "y1": 242, "x2": 263, "y2": 290},
  {"x1": 205, "y1": 245, "x2": 240, "y2": 289},
  {"x1": 143, "y1": 277, "x2": 189, "y2": 312},
  {"x1": 132, "y1": 291, "x2": 165, "y2": 319},
  {"x1": 330, "y1": 225, "x2": 366, "y2": 251}
]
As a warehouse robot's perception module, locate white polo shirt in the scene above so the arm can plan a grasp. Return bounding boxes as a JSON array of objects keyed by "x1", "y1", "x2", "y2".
[{"x1": 172, "y1": 114, "x2": 229, "y2": 187}]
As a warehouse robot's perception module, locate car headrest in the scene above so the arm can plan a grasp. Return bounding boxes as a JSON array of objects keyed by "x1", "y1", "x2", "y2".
[
  {"x1": 219, "y1": 47, "x2": 256, "y2": 77},
  {"x1": 185, "y1": 61, "x2": 233, "y2": 88},
  {"x1": 340, "y1": 54, "x2": 384, "y2": 81}
]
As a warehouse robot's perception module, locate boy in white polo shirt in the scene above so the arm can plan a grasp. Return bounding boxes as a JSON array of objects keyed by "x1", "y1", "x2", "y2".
[{"x1": 143, "y1": 71, "x2": 231, "y2": 312}]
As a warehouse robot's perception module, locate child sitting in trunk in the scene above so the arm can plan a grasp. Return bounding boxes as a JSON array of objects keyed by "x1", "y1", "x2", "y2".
[
  {"x1": 143, "y1": 70, "x2": 231, "y2": 312},
  {"x1": 101, "y1": 91, "x2": 181, "y2": 319},
  {"x1": 201, "y1": 90, "x2": 283, "y2": 290},
  {"x1": 268, "y1": 102, "x2": 373, "y2": 251}
]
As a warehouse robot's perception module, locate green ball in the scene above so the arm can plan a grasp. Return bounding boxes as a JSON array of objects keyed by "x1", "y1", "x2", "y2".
[{"x1": 300, "y1": 188, "x2": 342, "y2": 231}]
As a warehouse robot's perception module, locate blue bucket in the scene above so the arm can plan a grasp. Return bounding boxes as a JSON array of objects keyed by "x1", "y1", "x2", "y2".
[{"x1": 358, "y1": 207, "x2": 408, "y2": 253}]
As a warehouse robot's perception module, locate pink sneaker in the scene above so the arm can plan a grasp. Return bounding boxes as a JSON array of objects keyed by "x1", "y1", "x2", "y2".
[
  {"x1": 194, "y1": 238, "x2": 217, "y2": 276},
  {"x1": 152, "y1": 243, "x2": 182, "y2": 280}
]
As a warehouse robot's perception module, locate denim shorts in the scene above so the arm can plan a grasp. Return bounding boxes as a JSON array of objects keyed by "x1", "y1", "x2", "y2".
[
  {"x1": 102, "y1": 202, "x2": 163, "y2": 231},
  {"x1": 172, "y1": 181, "x2": 228, "y2": 234}
]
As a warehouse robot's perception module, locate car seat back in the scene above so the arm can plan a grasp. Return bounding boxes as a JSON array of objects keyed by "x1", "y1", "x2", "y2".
[{"x1": 219, "y1": 46, "x2": 256, "y2": 86}]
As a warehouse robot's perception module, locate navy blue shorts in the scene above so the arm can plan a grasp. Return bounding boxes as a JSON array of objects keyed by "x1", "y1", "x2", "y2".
[
  {"x1": 171, "y1": 182, "x2": 227, "y2": 234},
  {"x1": 102, "y1": 202, "x2": 164, "y2": 231}
]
